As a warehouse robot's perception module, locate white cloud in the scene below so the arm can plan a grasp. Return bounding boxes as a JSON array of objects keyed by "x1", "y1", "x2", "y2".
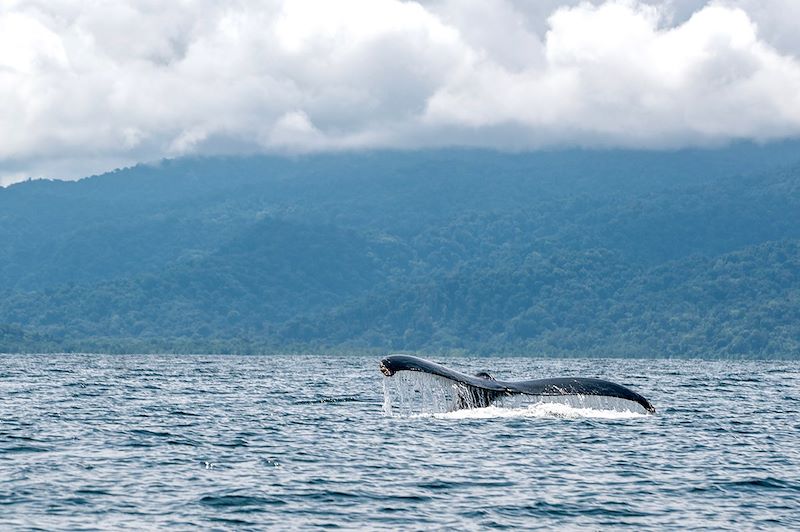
[
  {"x1": 1, "y1": 0, "x2": 799, "y2": 183},
  {"x1": 267, "y1": 110, "x2": 324, "y2": 148},
  {"x1": 426, "y1": 2, "x2": 800, "y2": 146}
]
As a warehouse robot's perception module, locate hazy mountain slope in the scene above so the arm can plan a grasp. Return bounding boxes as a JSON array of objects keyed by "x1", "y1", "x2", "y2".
[{"x1": 1, "y1": 145, "x2": 799, "y2": 356}]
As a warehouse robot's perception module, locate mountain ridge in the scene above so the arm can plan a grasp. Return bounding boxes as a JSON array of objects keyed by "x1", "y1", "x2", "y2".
[{"x1": 2, "y1": 145, "x2": 799, "y2": 357}]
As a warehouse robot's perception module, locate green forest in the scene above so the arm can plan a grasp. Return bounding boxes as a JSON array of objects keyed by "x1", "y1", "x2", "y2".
[{"x1": 1, "y1": 144, "x2": 799, "y2": 358}]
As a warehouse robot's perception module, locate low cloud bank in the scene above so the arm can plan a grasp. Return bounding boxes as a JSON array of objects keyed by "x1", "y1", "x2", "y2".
[{"x1": 2, "y1": 0, "x2": 800, "y2": 183}]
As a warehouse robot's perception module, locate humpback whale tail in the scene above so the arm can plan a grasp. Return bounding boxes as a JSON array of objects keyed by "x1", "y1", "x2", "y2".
[{"x1": 380, "y1": 355, "x2": 655, "y2": 414}]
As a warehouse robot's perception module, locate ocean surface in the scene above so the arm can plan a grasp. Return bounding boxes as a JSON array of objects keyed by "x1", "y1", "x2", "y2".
[{"x1": 1, "y1": 354, "x2": 799, "y2": 530}]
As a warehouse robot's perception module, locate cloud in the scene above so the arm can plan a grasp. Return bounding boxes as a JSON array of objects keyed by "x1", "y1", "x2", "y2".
[
  {"x1": 426, "y1": 1, "x2": 800, "y2": 146},
  {"x1": 1, "y1": 0, "x2": 800, "y2": 183}
]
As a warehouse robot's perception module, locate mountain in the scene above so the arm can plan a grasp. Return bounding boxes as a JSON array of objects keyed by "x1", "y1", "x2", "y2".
[{"x1": 1, "y1": 144, "x2": 799, "y2": 357}]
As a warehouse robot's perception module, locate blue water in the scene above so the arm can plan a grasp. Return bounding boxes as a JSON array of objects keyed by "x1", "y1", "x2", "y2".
[{"x1": 1, "y1": 354, "x2": 799, "y2": 530}]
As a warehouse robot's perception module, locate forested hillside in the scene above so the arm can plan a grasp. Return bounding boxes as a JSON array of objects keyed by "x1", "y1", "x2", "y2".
[{"x1": 1, "y1": 144, "x2": 799, "y2": 357}]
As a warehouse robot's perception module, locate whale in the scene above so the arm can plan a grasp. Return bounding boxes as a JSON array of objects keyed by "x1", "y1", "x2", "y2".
[{"x1": 379, "y1": 354, "x2": 655, "y2": 413}]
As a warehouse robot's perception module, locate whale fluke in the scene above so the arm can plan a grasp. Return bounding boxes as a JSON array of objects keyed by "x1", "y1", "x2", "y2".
[{"x1": 379, "y1": 354, "x2": 655, "y2": 414}]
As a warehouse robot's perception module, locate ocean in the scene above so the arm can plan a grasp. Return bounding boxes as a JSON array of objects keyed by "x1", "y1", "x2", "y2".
[{"x1": 1, "y1": 354, "x2": 798, "y2": 530}]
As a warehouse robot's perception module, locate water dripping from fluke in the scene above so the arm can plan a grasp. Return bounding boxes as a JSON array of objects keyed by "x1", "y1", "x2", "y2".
[{"x1": 379, "y1": 355, "x2": 654, "y2": 418}]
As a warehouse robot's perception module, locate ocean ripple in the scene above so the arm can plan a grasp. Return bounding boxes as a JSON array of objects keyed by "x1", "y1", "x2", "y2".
[{"x1": 0, "y1": 354, "x2": 798, "y2": 530}]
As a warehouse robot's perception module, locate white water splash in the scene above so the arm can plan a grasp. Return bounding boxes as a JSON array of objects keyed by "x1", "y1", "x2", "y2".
[
  {"x1": 382, "y1": 370, "x2": 649, "y2": 419},
  {"x1": 430, "y1": 403, "x2": 647, "y2": 420}
]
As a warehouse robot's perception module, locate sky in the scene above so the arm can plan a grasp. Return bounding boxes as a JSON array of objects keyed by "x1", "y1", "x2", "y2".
[{"x1": 1, "y1": 0, "x2": 800, "y2": 185}]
